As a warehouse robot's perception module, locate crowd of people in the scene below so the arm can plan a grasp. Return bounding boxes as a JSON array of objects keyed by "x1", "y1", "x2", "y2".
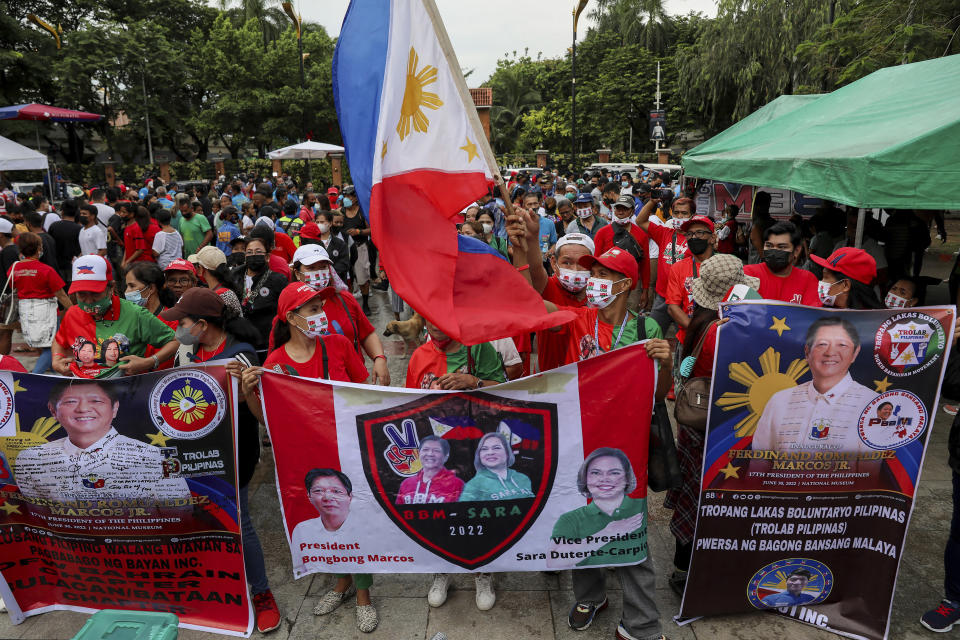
[{"x1": 0, "y1": 164, "x2": 956, "y2": 639}]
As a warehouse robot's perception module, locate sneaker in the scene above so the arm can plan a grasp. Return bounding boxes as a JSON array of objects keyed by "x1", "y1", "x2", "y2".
[
  {"x1": 313, "y1": 585, "x2": 356, "y2": 616},
  {"x1": 615, "y1": 623, "x2": 668, "y2": 640},
  {"x1": 567, "y1": 597, "x2": 608, "y2": 630},
  {"x1": 428, "y1": 573, "x2": 450, "y2": 607},
  {"x1": 668, "y1": 569, "x2": 687, "y2": 596},
  {"x1": 356, "y1": 603, "x2": 379, "y2": 633},
  {"x1": 475, "y1": 573, "x2": 496, "y2": 611},
  {"x1": 252, "y1": 590, "x2": 281, "y2": 633},
  {"x1": 921, "y1": 599, "x2": 960, "y2": 632},
  {"x1": 945, "y1": 404, "x2": 959, "y2": 416}
]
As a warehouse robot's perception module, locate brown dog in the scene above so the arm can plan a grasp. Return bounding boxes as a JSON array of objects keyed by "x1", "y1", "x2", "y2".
[{"x1": 383, "y1": 312, "x2": 425, "y2": 356}]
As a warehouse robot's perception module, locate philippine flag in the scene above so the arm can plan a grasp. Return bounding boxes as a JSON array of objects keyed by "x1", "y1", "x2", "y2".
[{"x1": 333, "y1": 0, "x2": 573, "y2": 345}]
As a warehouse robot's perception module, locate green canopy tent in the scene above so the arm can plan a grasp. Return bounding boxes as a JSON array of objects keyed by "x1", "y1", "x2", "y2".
[{"x1": 681, "y1": 54, "x2": 960, "y2": 211}]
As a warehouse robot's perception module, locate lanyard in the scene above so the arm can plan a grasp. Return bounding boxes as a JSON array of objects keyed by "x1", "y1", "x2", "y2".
[{"x1": 594, "y1": 312, "x2": 630, "y2": 353}]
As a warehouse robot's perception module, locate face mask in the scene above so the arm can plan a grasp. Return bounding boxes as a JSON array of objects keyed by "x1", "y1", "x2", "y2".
[
  {"x1": 246, "y1": 254, "x2": 267, "y2": 272},
  {"x1": 482, "y1": 223, "x2": 493, "y2": 234},
  {"x1": 565, "y1": 192, "x2": 576, "y2": 202},
  {"x1": 667, "y1": 217, "x2": 684, "y2": 229},
  {"x1": 227, "y1": 253, "x2": 245, "y2": 267},
  {"x1": 295, "y1": 312, "x2": 329, "y2": 338},
  {"x1": 78, "y1": 215, "x2": 89, "y2": 225},
  {"x1": 557, "y1": 268, "x2": 590, "y2": 293},
  {"x1": 78, "y1": 291, "x2": 113, "y2": 318},
  {"x1": 621, "y1": 181, "x2": 630, "y2": 188},
  {"x1": 818, "y1": 280, "x2": 844, "y2": 307},
  {"x1": 585, "y1": 277, "x2": 625, "y2": 309},
  {"x1": 885, "y1": 291, "x2": 909, "y2": 309},
  {"x1": 318, "y1": 223, "x2": 330, "y2": 233},
  {"x1": 301, "y1": 268, "x2": 331, "y2": 290},
  {"x1": 687, "y1": 237, "x2": 710, "y2": 255},
  {"x1": 124, "y1": 286, "x2": 149, "y2": 307},
  {"x1": 432, "y1": 336, "x2": 453, "y2": 351},
  {"x1": 576, "y1": 207, "x2": 593, "y2": 219},
  {"x1": 763, "y1": 248, "x2": 793, "y2": 272},
  {"x1": 175, "y1": 323, "x2": 201, "y2": 346},
  {"x1": 182, "y1": 210, "x2": 193, "y2": 218},
  {"x1": 612, "y1": 214, "x2": 631, "y2": 225},
  {"x1": 342, "y1": 197, "x2": 353, "y2": 209}
]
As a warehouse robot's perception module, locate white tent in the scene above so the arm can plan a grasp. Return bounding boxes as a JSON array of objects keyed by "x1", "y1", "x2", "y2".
[
  {"x1": 267, "y1": 140, "x2": 344, "y2": 160},
  {"x1": 0, "y1": 135, "x2": 49, "y2": 171}
]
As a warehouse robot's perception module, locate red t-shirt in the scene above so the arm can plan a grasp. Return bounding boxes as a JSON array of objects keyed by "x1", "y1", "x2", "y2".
[
  {"x1": 664, "y1": 256, "x2": 703, "y2": 343},
  {"x1": 536, "y1": 276, "x2": 586, "y2": 372},
  {"x1": 743, "y1": 263, "x2": 822, "y2": 307},
  {"x1": 268, "y1": 253, "x2": 292, "y2": 281},
  {"x1": 322, "y1": 291, "x2": 375, "y2": 355},
  {"x1": 298, "y1": 206, "x2": 315, "y2": 223},
  {"x1": 593, "y1": 223, "x2": 651, "y2": 289},
  {"x1": 692, "y1": 323, "x2": 718, "y2": 378},
  {"x1": 8, "y1": 259, "x2": 65, "y2": 299},
  {"x1": 555, "y1": 306, "x2": 638, "y2": 363},
  {"x1": 0, "y1": 354, "x2": 27, "y2": 372},
  {"x1": 646, "y1": 222, "x2": 689, "y2": 298},
  {"x1": 263, "y1": 334, "x2": 368, "y2": 382},
  {"x1": 717, "y1": 219, "x2": 738, "y2": 254},
  {"x1": 124, "y1": 222, "x2": 160, "y2": 263},
  {"x1": 272, "y1": 232, "x2": 296, "y2": 263},
  {"x1": 145, "y1": 310, "x2": 178, "y2": 370}
]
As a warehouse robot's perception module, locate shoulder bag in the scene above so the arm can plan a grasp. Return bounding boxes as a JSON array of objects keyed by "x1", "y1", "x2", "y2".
[
  {"x1": 674, "y1": 320, "x2": 719, "y2": 432},
  {"x1": 0, "y1": 262, "x2": 19, "y2": 326},
  {"x1": 635, "y1": 315, "x2": 682, "y2": 492}
]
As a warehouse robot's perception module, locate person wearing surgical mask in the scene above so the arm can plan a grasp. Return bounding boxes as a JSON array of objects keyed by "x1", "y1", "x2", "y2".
[
  {"x1": 809, "y1": 247, "x2": 882, "y2": 309},
  {"x1": 743, "y1": 221, "x2": 821, "y2": 307},
  {"x1": 635, "y1": 194, "x2": 695, "y2": 334},
  {"x1": 236, "y1": 236, "x2": 288, "y2": 352},
  {"x1": 305, "y1": 211, "x2": 350, "y2": 284},
  {"x1": 476, "y1": 210, "x2": 509, "y2": 258},
  {"x1": 566, "y1": 193, "x2": 608, "y2": 239},
  {"x1": 885, "y1": 277, "x2": 922, "y2": 309},
  {"x1": 592, "y1": 195, "x2": 653, "y2": 312},
  {"x1": 665, "y1": 216, "x2": 717, "y2": 345}
]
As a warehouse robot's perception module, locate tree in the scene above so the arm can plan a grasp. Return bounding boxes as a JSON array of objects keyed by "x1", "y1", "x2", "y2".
[
  {"x1": 589, "y1": 0, "x2": 672, "y2": 54},
  {"x1": 218, "y1": 0, "x2": 288, "y2": 48},
  {"x1": 488, "y1": 58, "x2": 543, "y2": 153}
]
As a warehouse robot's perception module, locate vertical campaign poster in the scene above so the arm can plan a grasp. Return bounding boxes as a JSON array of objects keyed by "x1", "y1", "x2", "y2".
[
  {"x1": 681, "y1": 301, "x2": 955, "y2": 640},
  {"x1": 260, "y1": 344, "x2": 655, "y2": 575},
  {"x1": 0, "y1": 367, "x2": 251, "y2": 637}
]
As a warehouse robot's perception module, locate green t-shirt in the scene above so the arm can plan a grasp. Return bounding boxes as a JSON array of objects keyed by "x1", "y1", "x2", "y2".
[
  {"x1": 551, "y1": 496, "x2": 648, "y2": 567},
  {"x1": 617, "y1": 313, "x2": 663, "y2": 349},
  {"x1": 179, "y1": 213, "x2": 212, "y2": 256},
  {"x1": 487, "y1": 236, "x2": 509, "y2": 258},
  {"x1": 446, "y1": 343, "x2": 507, "y2": 383}
]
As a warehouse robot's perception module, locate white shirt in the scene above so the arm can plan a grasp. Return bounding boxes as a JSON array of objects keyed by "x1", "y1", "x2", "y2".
[
  {"x1": 752, "y1": 373, "x2": 878, "y2": 454},
  {"x1": 152, "y1": 230, "x2": 184, "y2": 269},
  {"x1": 490, "y1": 337, "x2": 522, "y2": 367},
  {"x1": 78, "y1": 225, "x2": 108, "y2": 255},
  {"x1": 93, "y1": 202, "x2": 115, "y2": 227},
  {"x1": 14, "y1": 427, "x2": 191, "y2": 501},
  {"x1": 41, "y1": 212, "x2": 61, "y2": 231}
]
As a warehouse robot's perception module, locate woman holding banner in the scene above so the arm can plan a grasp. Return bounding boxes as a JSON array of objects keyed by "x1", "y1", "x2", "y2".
[
  {"x1": 162, "y1": 288, "x2": 282, "y2": 634},
  {"x1": 665, "y1": 254, "x2": 759, "y2": 597}
]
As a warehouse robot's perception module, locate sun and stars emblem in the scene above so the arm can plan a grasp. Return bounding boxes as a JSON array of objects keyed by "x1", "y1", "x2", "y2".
[
  {"x1": 387, "y1": 46, "x2": 477, "y2": 163},
  {"x1": 164, "y1": 383, "x2": 210, "y2": 425}
]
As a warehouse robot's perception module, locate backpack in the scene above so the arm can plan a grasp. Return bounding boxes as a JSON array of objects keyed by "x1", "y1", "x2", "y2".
[{"x1": 612, "y1": 224, "x2": 644, "y2": 266}]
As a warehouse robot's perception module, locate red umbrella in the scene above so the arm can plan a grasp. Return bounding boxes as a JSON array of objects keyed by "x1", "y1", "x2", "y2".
[{"x1": 0, "y1": 103, "x2": 103, "y2": 122}]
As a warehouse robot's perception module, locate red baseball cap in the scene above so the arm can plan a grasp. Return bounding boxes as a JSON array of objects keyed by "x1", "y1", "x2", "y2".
[
  {"x1": 578, "y1": 247, "x2": 639, "y2": 290},
  {"x1": 326, "y1": 187, "x2": 338, "y2": 194},
  {"x1": 69, "y1": 255, "x2": 113, "y2": 294},
  {"x1": 164, "y1": 258, "x2": 196, "y2": 275},
  {"x1": 810, "y1": 247, "x2": 877, "y2": 285},
  {"x1": 276, "y1": 282, "x2": 333, "y2": 320},
  {"x1": 300, "y1": 222, "x2": 321, "y2": 240},
  {"x1": 680, "y1": 215, "x2": 715, "y2": 234}
]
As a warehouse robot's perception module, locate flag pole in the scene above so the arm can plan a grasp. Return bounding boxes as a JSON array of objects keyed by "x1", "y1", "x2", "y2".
[{"x1": 420, "y1": 0, "x2": 516, "y2": 218}]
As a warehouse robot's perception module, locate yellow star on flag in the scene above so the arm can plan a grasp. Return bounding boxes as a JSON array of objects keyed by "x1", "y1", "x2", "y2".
[
  {"x1": 769, "y1": 316, "x2": 790, "y2": 337},
  {"x1": 0, "y1": 501, "x2": 21, "y2": 515},
  {"x1": 147, "y1": 431, "x2": 172, "y2": 447},
  {"x1": 719, "y1": 461, "x2": 741, "y2": 479},
  {"x1": 460, "y1": 136, "x2": 479, "y2": 162},
  {"x1": 874, "y1": 376, "x2": 892, "y2": 393}
]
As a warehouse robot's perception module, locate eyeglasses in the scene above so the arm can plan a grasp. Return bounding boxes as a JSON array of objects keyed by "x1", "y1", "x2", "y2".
[
  {"x1": 166, "y1": 276, "x2": 194, "y2": 286},
  {"x1": 686, "y1": 230, "x2": 713, "y2": 239}
]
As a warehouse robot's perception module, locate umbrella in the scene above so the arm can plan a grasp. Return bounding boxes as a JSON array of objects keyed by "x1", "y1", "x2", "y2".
[
  {"x1": 0, "y1": 103, "x2": 103, "y2": 200},
  {"x1": 267, "y1": 140, "x2": 344, "y2": 160},
  {"x1": 0, "y1": 103, "x2": 103, "y2": 123}
]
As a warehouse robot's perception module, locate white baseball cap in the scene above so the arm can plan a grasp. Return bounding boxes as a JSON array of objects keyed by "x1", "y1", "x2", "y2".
[
  {"x1": 292, "y1": 243, "x2": 331, "y2": 267},
  {"x1": 69, "y1": 255, "x2": 112, "y2": 294},
  {"x1": 0, "y1": 219, "x2": 13, "y2": 234},
  {"x1": 555, "y1": 232, "x2": 596, "y2": 256}
]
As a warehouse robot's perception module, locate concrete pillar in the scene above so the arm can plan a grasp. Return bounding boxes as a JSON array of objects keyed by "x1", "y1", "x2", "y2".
[
  {"x1": 159, "y1": 162, "x2": 171, "y2": 184},
  {"x1": 272, "y1": 158, "x2": 282, "y2": 177},
  {"x1": 535, "y1": 150, "x2": 548, "y2": 168},
  {"x1": 330, "y1": 154, "x2": 343, "y2": 187},
  {"x1": 478, "y1": 109, "x2": 491, "y2": 142},
  {"x1": 103, "y1": 162, "x2": 116, "y2": 188},
  {"x1": 657, "y1": 148, "x2": 671, "y2": 165},
  {"x1": 597, "y1": 148, "x2": 611, "y2": 163}
]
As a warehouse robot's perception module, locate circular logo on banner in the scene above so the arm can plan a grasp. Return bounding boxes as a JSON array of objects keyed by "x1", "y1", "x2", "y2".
[
  {"x1": 858, "y1": 390, "x2": 926, "y2": 450},
  {"x1": 747, "y1": 558, "x2": 833, "y2": 609},
  {"x1": 874, "y1": 311, "x2": 946, "y2": 377},
  {"x1": 0, "y1": 377, "x2": 14, "y2": 434},
  {"x1": 150, "y1": 370, "x2": 226, "y2": 440}
]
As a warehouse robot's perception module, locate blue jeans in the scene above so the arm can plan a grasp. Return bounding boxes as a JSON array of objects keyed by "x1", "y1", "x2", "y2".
[
  {"x1": 239, "y1": 485, "x2": 270, "y2": 595},
  {"x1": 32, "y1": 349, "x2": 52, "y2": 374}
]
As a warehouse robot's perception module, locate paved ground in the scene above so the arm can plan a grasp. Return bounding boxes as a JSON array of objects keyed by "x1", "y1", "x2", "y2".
[{"x1": 1, "y1": 248, "x2": 957, "y2": 639}]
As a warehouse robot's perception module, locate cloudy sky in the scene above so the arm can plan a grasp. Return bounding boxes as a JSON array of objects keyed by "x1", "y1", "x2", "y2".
[{"x1": 298, "y1": 0, "x2": 718, "y2": 83}]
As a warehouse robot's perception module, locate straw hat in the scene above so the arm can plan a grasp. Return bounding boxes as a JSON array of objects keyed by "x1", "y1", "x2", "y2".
[{"x1": 690, "y1": 254, "x2": 760, "y2": 310}]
